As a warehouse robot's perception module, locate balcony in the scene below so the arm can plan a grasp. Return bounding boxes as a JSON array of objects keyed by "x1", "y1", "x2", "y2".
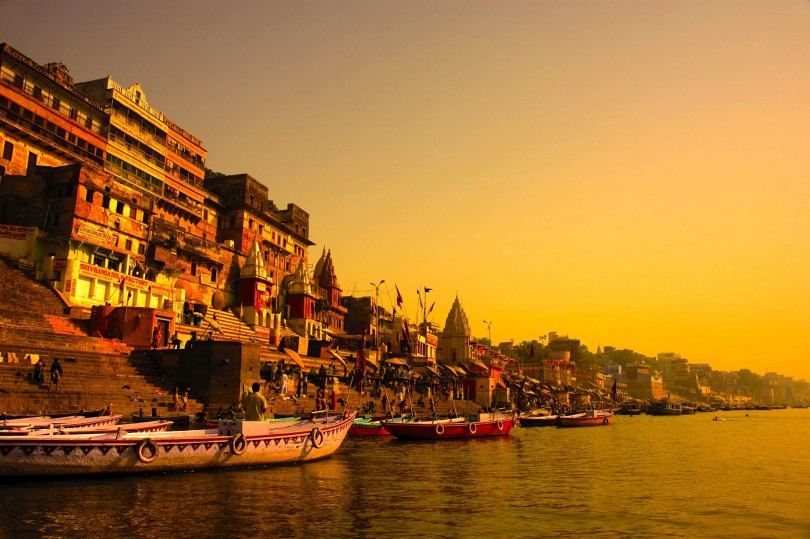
[
  {"x1": 0, "y1": 105, "x2": 103, "y2": 166},
  {"x1": 0, "y1": 70, "x2": 106, "y2": 136}
]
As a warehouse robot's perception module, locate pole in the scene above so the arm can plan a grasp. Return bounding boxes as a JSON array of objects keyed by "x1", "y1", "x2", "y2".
[{"x1": 371, "y1": 279, "x2": 385, "y2": 353}]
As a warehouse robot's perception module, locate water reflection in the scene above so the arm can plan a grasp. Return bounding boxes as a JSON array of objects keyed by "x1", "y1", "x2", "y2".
[{"x1": 1, "y1": 410, "x2": 810, "y2": 538}]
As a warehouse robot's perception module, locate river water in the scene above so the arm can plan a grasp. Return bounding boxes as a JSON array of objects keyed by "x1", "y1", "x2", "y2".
[{"x1": 1, "y1": 408, "x2": 809, "y2": 538}]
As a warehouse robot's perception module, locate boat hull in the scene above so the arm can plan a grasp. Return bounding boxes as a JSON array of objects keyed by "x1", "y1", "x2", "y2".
[
  {"x1": 518, "y1": 415, "x2": 558, "y2": 427},
  {"x1": 557, "y1": 411, "x2": 613, "y2": 427},
  {"x1": 0, "y1": 414, "x2": 354, "y2": 477},
  {"x1": 349, "y1": 417, "x2": 391, "y2": 436},
  {"x1": 382, "y1": 416, "x2": 514, "y2": 440}
]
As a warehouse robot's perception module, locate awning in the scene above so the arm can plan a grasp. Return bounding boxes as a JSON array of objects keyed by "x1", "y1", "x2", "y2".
[
  {"x1": 283, "y1": 348, "x2": 305, "y2": 369},
  {"x1": 329, "y1": 350, "x2": 346, "y2": 367},
  {"x1": 443, "y1": 364, "x2": 467, "y2": 376},
  {"x1": 413, "y1": 366, "x2": 440, "y2": 377},
  {"x1": 468, "y1": 360, "x2": 489, "y2": 372},
  {"x1": 385, "y1": 358, "x2": 408, "y2": 367}
]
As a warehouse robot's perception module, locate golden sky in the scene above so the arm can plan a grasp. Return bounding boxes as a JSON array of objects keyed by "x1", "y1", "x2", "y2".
[{"x1": 5, "y1": 0, "x2": 810, "y2": 380}]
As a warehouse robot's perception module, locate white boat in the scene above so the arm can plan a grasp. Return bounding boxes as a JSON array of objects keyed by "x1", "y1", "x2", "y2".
[
  {"x1": 0, "y1": 415, "x2": 123, "y2": 431},
  {"x1": 0, "y1": 420, "x2": 174, "y2": 437},
  {"x1": 0, "y1": 412, "x2": 355, "y2": 477}
]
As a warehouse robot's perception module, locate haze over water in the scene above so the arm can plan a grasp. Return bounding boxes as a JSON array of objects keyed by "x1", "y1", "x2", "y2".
[{"x1": 2, "y1": 409, "x2": 809, "y2": 538}]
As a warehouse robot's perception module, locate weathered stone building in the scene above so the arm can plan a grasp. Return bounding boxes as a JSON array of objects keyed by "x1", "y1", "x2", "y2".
[{"x1": 0, "y1": 43, "x2": 334, "y2": 351}]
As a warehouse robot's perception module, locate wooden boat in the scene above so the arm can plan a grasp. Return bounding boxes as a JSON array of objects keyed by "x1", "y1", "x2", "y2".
[
  {"x1": 348, "y1": 415, "x2": 412, "y2": 436},
  {"x1": 647, "y1": 399, "x2": 682, "y2": 416},
  {"x1": 556, "y1": 409, "x2": 613, "y2": 427},
  {"x1": 518, "y1": 413, "x2": 559, "y2": 427},
  {"x1": 131, "y1": 414, "x2": 196, "y2": 428},
  {"x1": 0, "y1": 412, "x2": 355, "y2": 477},
  {"x1": 1, "y1": 415, "x2": 123, "y2": 431},
  {"x1": 349, "y1": 416, "x2": 391, "y2": 436},
  {"x1": 616, "y1": 401, "x2": 643, "y2": 415},
  {"x1": 0, "y1": 420, "x2": 174, "y2": 437},
  {"x1": 381, "y1": 412, "x2": 514, "y2": 440},
  {"x1": 204, "y1": 416, "x2": 301, "y2": 428}
]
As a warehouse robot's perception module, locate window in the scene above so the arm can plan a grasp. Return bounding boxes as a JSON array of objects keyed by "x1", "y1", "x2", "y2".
[
  {"x1": 116, "y1": 201, "x2": 124, "y2": 214},
  {"x1": 125, "y1": 239, "x2": 132, "y2": 251},
  {"x1": 33, "y1": 86, "x2": 42, "y2": 100},
  {"x1": 191, "y1": 262, "x2": 197, "y2": 276},
  {"x1": 138, "y1": 244, "x2": 145, "y2": 255},
  {"x1": 85, "y1": 188, "x2": 94, "y2": 203},
  {"x1": 52, "y1": 97, "x2": 60, "y2": 111},
  {"x1": 211, "y1": 268, "x2": 218, "y2": 282},
  {"x1": 2, "y1": 142, "x2": 12, "y2": 161},
  {"x1": 102, "y1": 195, "x2": 110, "y2": 209},
  {"x1": 70, "y1": 108, "x2": 78, "y2": 120},
  {"x1": 27, "y1": 152, "x2": 37, "y2": 167}
]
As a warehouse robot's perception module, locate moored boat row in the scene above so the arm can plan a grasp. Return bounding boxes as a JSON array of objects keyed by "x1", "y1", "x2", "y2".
[{"x1": 0, "y1": 412, "x2": 355, "y2": 477}]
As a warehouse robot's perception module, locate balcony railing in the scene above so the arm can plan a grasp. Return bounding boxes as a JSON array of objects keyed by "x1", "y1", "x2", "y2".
[
  {"x1": 0, "y1": 70, "x2": 106, "y2": 136},
  {"x1": 0, "y1": 106, "x2": 103, "y2": 166}
]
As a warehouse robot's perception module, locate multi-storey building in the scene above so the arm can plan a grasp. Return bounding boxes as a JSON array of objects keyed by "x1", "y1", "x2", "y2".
[
  {"x1": 0, "y1": 43, "x2": 326, "y2": 350},
  {"x1": 0, "y1": 43, "x2": 107, "y2": 178}
]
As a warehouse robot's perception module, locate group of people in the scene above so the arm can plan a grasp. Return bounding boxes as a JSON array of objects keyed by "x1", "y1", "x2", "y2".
[{"x1": 32, "y1": 356, "x2": 64, "y2": 391}]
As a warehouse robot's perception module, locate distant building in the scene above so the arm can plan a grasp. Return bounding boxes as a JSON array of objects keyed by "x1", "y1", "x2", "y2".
[{"x1": 623, "y1": 363, "x2": 666, "y2": 400}]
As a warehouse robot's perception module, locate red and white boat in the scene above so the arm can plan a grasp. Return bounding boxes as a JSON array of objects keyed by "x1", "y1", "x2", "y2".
[
  {"x1": 381, "y1": 411, "x2": 514, "y2": 440},
  {"x1": 0, "y1": 412, "x2": 355, "y2": 477},
  {"x1": 556, "y1": 409, "x2": 613, "y2": 427}
]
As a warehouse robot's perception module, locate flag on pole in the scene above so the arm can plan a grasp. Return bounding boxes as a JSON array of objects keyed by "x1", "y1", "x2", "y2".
[
  {"x1": 395, "y1": 285, "x2": 403, "y2": 307},
  {"x1": 417, "y1": 289, "x2": 422, "y2": 308},
  {"x1": 427, "y1": 301, "x2": 435, "y2": 315}
]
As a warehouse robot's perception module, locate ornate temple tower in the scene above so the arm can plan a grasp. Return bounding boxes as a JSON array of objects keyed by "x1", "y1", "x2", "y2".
[
  {"x1": 439, "y1": 295, "x2": 471, "y2": 364},
  {"x1": 312, "y1": 249, "x2": 347, "y2": 334},
  {"x1": 283, "y1": 257, "x2": 327, "y2": 340},
  {"x1": 238, "y1": 240, "x2": 273, "y2": 333}
]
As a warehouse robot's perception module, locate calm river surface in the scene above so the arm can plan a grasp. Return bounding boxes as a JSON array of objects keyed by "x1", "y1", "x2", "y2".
[{"x1": 1, "y1": 408, "x2": 809, "y2": 538}]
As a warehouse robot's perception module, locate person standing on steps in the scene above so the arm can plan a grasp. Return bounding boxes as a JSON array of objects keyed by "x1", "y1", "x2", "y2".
[
  {"x1": 151, "y1": 325, "x2": 162, "y2": 349},
  {"x1": 49, "y1": 357, "x2": 63, "y2": 391}
]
